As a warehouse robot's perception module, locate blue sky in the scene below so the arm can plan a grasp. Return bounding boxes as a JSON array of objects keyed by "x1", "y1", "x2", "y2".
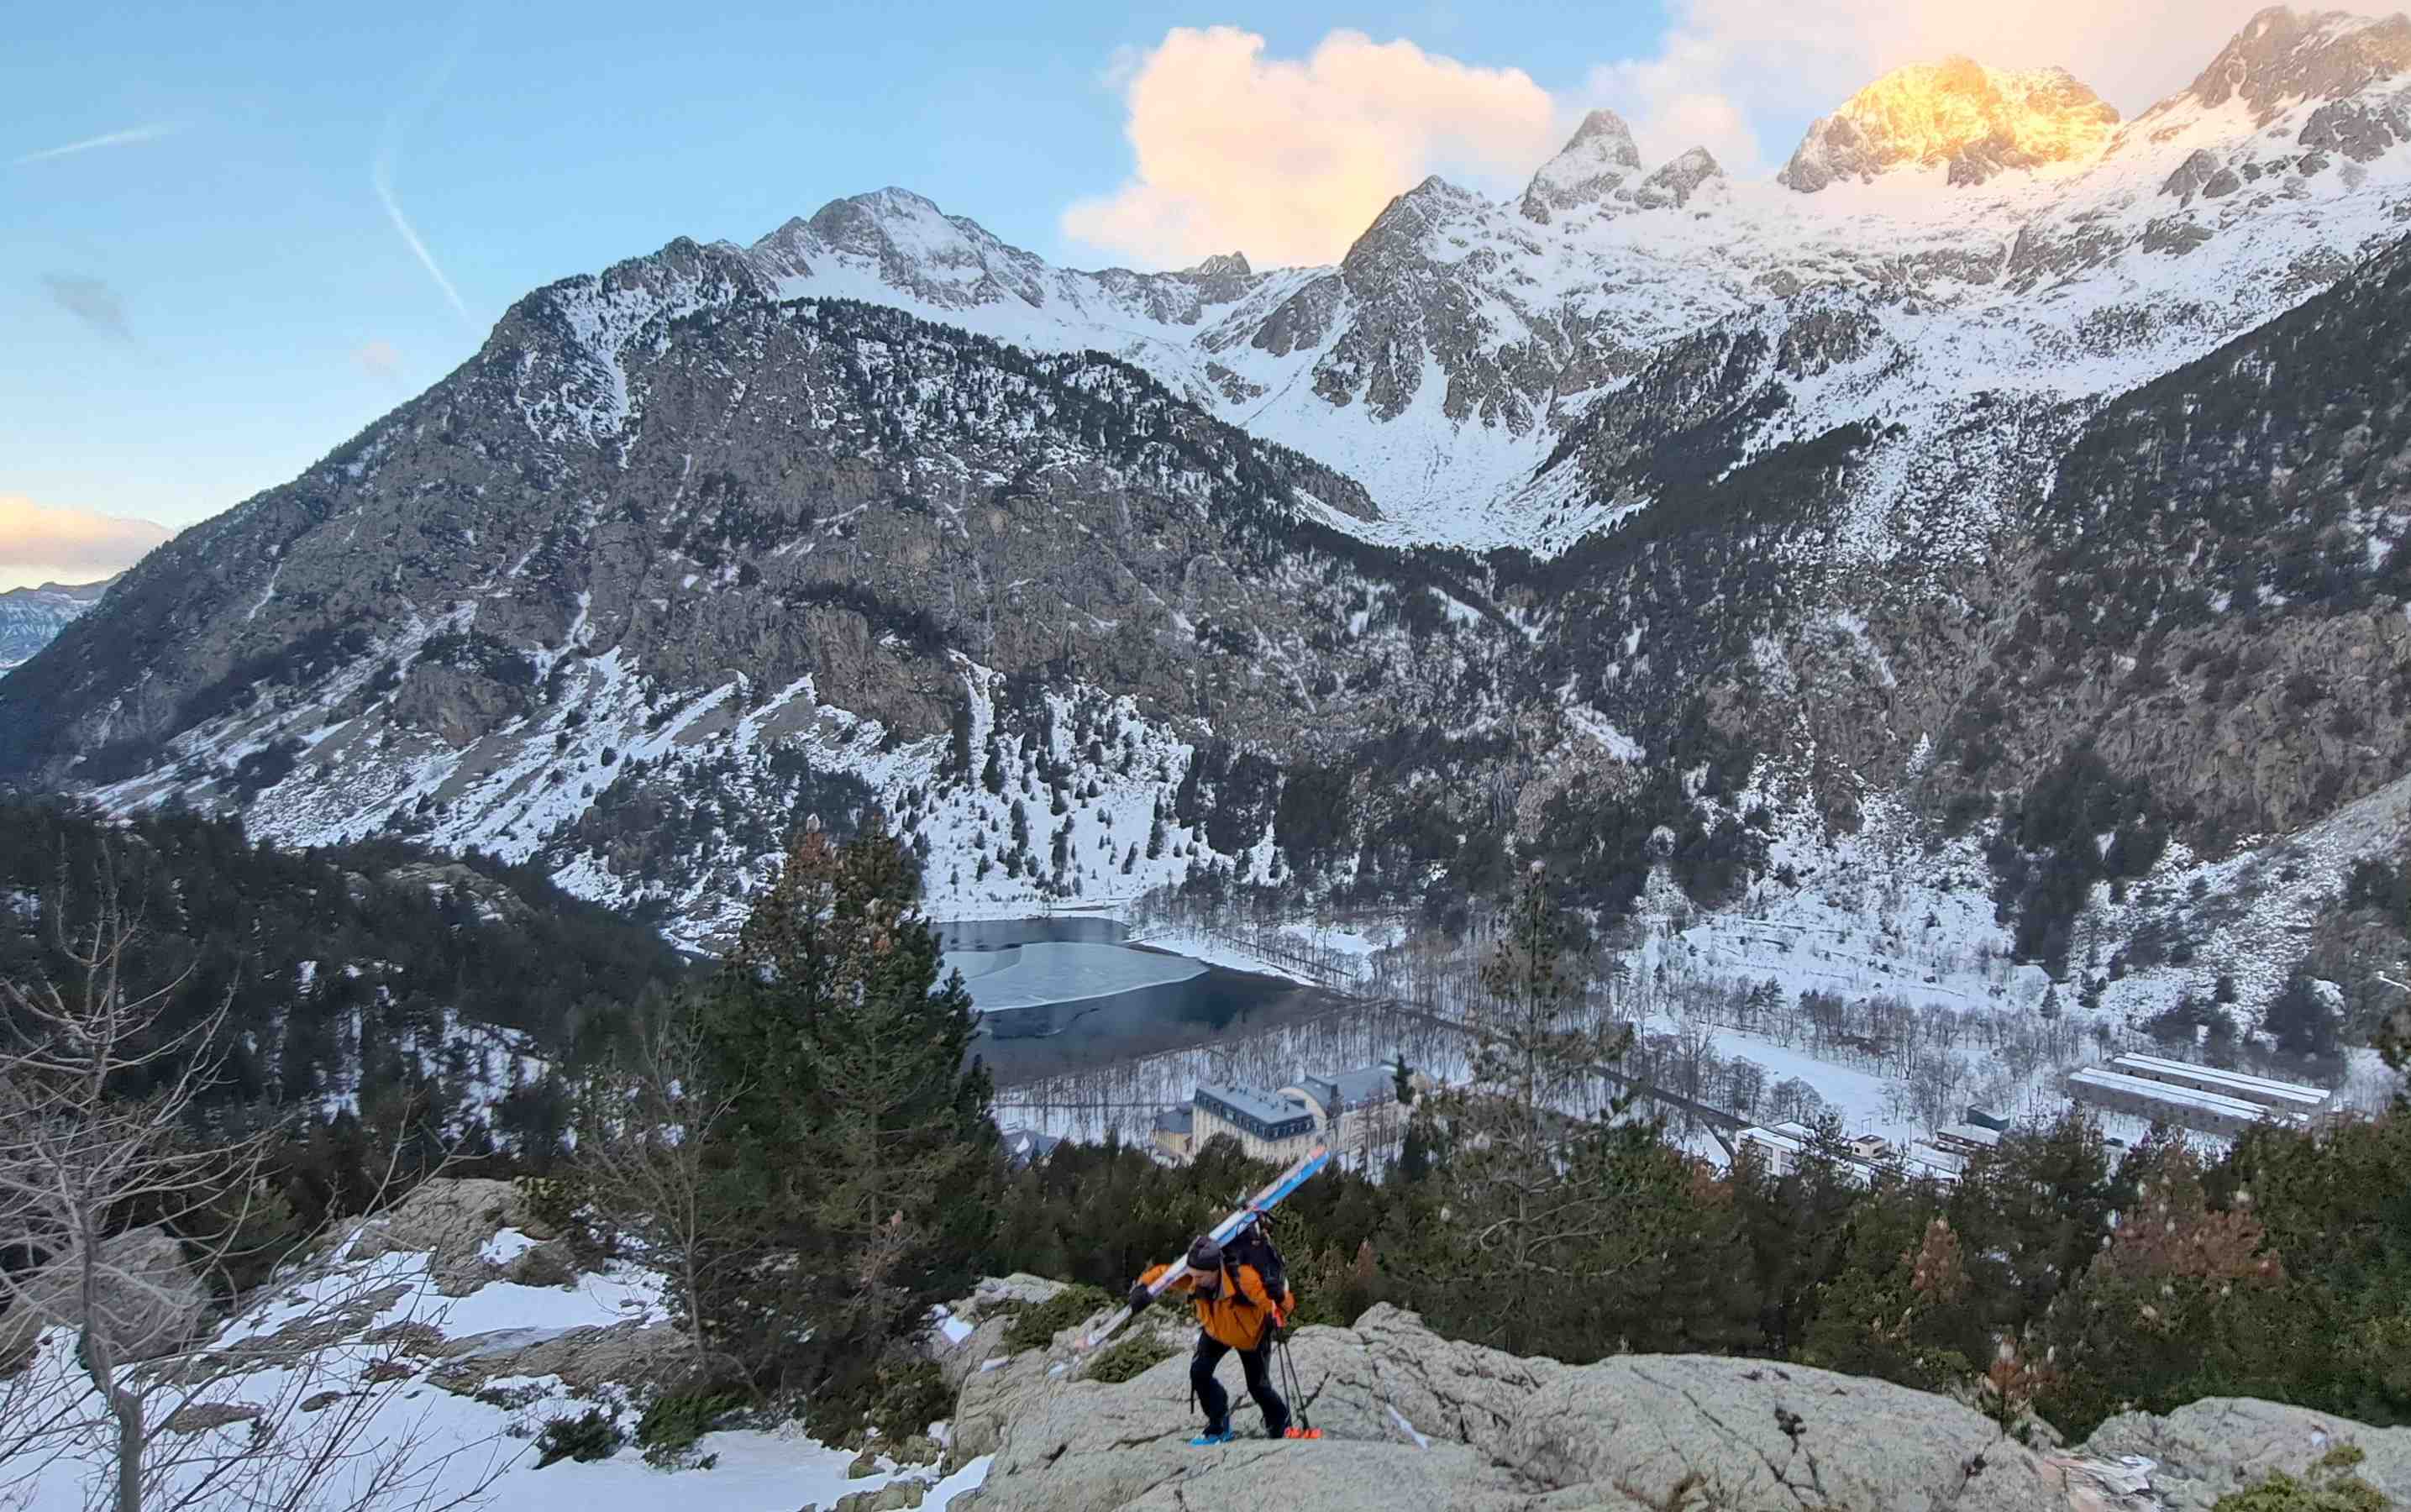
[{"x1": 3, "y1": 0, "x2": 2272, "y2": 582}]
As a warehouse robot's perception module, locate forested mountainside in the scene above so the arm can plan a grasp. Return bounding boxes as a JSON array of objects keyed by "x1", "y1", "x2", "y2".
[
  {"x1": 0, "y1": 800, "x2": 686, "y2": 1205},
  {"x1": 7, "y1": 8, "x2": 2411, "y2": 1049}
]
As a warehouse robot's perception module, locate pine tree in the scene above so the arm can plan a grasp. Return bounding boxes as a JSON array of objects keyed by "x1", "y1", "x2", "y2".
[
  {"x1": 692, "y1": 819, "x2": 998, "y2": 1399},
  {"x1": 1394, "y1": 863, "x2": 1657, "y2": 1359},
  {"x1": 1397, "y1": 1116, "x2": 1432, "y2": 1183}
]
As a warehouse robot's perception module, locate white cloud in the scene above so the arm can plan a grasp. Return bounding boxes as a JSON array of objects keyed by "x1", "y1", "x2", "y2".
[
  {"x1": 354, "y1": 339, "x2": 403, "y2": 380},
  {"x1": 1588, "y1": 30, "x2": 1763, "y2": 174},
  {"x1": 1586, "y1": 0, "x2": 2281, "y2": 171},
  {"x1": 1063, "y1": 26, "x2": 1562, "y2": 269},
  {"x1": 0, "y1": 496, "x2": 170, "y2": 586}
]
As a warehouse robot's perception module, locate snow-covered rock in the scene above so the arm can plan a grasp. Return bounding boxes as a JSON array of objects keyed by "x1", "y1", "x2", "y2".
[
  {"x1": 1518, "y1": 108, "x2": 1644, "y2": 223},
  {"x1": 337, "y1": 1177, "x2": 572, "y2": 1295}
]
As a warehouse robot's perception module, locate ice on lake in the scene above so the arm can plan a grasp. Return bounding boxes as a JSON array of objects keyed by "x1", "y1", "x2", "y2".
[{"x1": 944, "y1": 941, "x2": 1207, "y2": 1013}]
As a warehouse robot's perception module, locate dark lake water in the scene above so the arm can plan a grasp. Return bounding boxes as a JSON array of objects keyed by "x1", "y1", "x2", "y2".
[{"x1": 937, "y1": 916, "x2": 1347, "y2": 1085}]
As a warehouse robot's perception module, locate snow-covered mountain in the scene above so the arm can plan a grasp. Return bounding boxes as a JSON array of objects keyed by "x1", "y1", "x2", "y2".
[
  {"x1": 8, "y1": 6, "x2": 2411, "y2": 1046},
  {"x1": 0, "y1": 578, "x2": 111, "y2": 671},
  {"x1": 680, "y1": 6, "x2": 2411, "y2": 552}
]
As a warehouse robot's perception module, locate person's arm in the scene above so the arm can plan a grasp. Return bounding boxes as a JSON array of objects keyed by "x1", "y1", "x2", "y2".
[{"x1": 1129, "y1": 1262, "x2": 1193, "y2": 1310}]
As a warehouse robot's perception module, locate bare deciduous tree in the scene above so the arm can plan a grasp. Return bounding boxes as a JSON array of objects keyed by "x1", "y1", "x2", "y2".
[
  {"x1": 574, "y1": 990, "x2": 746, "y2": 1371},
  {"x1": 0, "y1": 849, "x2": 504, "y2": 1512}
]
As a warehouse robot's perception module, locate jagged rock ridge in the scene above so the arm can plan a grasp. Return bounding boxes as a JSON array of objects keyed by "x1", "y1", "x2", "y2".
[{"x1": 1778, "y1": 58, "x2": 2120, "y2": 192}]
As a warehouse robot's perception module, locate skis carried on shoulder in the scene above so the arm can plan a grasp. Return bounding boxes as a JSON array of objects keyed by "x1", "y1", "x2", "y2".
[{"x1": 1074, "y1": 1142, "x2": 1332, "y2": 1356}]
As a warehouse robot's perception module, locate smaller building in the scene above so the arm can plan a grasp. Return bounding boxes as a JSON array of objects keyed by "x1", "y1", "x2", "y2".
[
  {"x1": 1904, "y1": 1140, "x2": 1969, "y2": 1182},
  {"x1": 1737, "y1": 1122, "x2": 1958, "y2": 1187},
  {"x1": 1736, "y1": 1121, "x2": 1872, "y2": 1185},
  {"x1": 1930, "y1": 1123, "x2": 2004, "y2": 1158},
  {"x1": 1150, "y1": 1106, "x2": 1195, "y2": 1163}
]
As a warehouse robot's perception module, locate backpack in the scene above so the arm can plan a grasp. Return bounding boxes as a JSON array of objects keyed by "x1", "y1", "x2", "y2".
[{"x1": 1221, "y1": 1215, "x2": 1288, "y2": 1315}]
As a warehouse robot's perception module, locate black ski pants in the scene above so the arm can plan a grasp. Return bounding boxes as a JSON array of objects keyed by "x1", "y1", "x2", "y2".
[{"x1": 1192, "y1": 1331, "x2": 1288, "y2": 1437}]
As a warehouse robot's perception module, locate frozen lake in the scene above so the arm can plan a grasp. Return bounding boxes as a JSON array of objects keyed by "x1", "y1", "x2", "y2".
[
  {"x1": 943, "y1": 940, "x2": 1208, "y2": 1013},
  {"x1": 936, "y1": 917, "x2": 1342, "y2": 1085}
]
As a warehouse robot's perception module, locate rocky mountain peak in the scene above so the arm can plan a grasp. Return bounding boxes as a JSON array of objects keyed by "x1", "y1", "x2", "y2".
[
  {"x1": 802, "y1": 186, "x2": 962, "y2": 255},
  {"x1": 2178, "y1": 5, "x2": 2411, "y2": 122},
  {"x1": 1778, "y1": 56, "x2": 2120, "y2": 192},
  {"x1": 1342, "y1": 175, "x2": 1485, "y2": 277},
  {"x1": 1186, "y1": 251, "x2": 1253, "y2": 279},
  {"x1": 1521, "y1": 108, "x2": 1646, "y2": 223},
  {"x1": 1635, "y1": 146, "x2": 1725, "y2": 208}
]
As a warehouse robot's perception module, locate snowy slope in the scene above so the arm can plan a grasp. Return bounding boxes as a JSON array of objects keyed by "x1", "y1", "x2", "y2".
[{"x1": 11, "y1": 1224, "x2": 990, "y2": 1512}]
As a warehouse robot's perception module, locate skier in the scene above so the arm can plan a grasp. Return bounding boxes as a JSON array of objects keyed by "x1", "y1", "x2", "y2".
[{"x1": 1127, "y1": 1233, "x2": 1295, "y2": 1444}]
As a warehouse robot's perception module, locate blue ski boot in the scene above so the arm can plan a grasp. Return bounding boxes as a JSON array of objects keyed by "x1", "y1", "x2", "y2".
[{"x1": 1190, "y1": 1428, "x2": 1236, "y2": 1446}]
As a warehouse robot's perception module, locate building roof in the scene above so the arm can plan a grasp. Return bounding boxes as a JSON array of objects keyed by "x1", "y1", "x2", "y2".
[
  {"x1": 1197, "y1": 1083, "x2": 1314, "y2": 1126},
  {"x1": 1001, "y1": 1126, "x2": 1063, "y2": 1165},
  {"x1": 2107, "y1": 1053, "x2": 2330, "y2": 1108},
  {"x1": 1739, "y1": 1124, "x2": 1959, "y2": 1186},
  {"x1": 1936, "y1": 1123, "x2": 2004, "y2": 1147},
  {"x1": 1326, "y1": 1063, "x2": 1399, "y2": 1107},
  {"x1": 2068, "y1": 1067, "x2": 2275, "y2": 1124},
  {"x1": 1290, "y1": 1063, "x2": 1399, "y2": 1116}
]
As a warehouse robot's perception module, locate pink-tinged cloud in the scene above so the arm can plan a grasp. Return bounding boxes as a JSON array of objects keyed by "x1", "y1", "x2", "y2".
[
  {"x1": 1589, "y1": 0, "x2": 2286, "y2": 171},
  {"x1": 1064, "y1": 27, "x2": 1561, "y2": 269},
  {"x1": 0, "y1": 496, "x2": 171, "y2": 585},
  {"x1": 354, "y1": 339, "x2": 402, "y2": 379}
]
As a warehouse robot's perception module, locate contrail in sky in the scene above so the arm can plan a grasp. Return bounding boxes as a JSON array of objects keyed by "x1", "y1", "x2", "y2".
[
  {"x1": 373, "y1": 153, "x2": 472, "y2": 324},
  {"x1": 378, "y1": 18, "x2": 479, "y2": 328},
  {"x1": 13, "y1": 123, "x2": 181, "y2": 165}
]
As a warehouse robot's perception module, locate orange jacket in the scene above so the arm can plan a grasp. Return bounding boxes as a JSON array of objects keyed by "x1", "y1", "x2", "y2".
[{"x1": 1140, "y1": 1261, "x2": 1294, "y2": 1351}]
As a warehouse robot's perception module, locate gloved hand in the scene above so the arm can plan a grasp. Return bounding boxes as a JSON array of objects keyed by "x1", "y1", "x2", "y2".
[{"x1": 1127, "y1": 1282, "x2": 1153, "y2": 1312}]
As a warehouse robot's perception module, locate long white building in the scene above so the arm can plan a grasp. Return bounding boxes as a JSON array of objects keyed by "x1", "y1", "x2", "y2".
[
  {"x1": 2067, "y1": 1067, "x2": 2277, "y2": 1138},
  {"x1": 2104, "y1": 1053, "x2": 2330, "y2": 1119}
]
